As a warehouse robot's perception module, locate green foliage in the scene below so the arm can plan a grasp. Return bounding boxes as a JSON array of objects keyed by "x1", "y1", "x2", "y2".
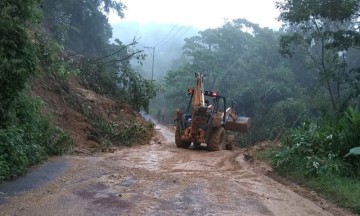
[
  {"x1": 35, "y1": 30, "x2": 79, "y2": 77},
  {"x1": 163, "y1": 65, "x2": 197, "y2": 113},
  {"x1": 80, "y1": 60, "x2": 158, "y2": 112},
  {"x1": 122, "y1": 69, "x2": 158, "y2": 112},
  {"x1": 41, "y1": 0, "x2": 157, "y2": 112},
  {"x1": 277, "y1": 0, "x2": 360, "y2": 114},
  {"x1": 0, "y1": 0, "x2": 73, "y2": 182},
  {"x1": 345, "y1": 147, "x2": 360, "y2": 157},
  {"x1": 276, "y1": 0, "x2": 359, "y2": 23},
  {"x1": 272, "y1": 160, "x2": 360, "y2": 214},
  {"x1": 0, "y1": 93, "x2": 72, "y2": 181},
  {"x1": 1, "y1": 0, "x2": 41, "y2": 23},
  {"x1": 238, "y1": 66, "x2": 306, "y2": 142},
  {"x1": 340, "y1": 107, "x2": 360, "y2": 150},
  {"x1": 306, "y1": 175, "x2": 360, "y2": 214},
  {"x1": 42, "y1": 0, "x2": 125, "y2": 56},
  {"x1": 79, "y1": 40, "x2": 157, "y2": 112},
  {"x1": 273, "y1": 107, "x2": 360, "y2": 177},
  {"x1": 164, "y1": 19, "x2": 305, "y2": 143},
  {"x1": 257, "y1": 145, "x2": 360, "y2": 213},
  {"x1": 95, "y1": 120, "x2": 153, "y2": 147},
  {"x1": 0, "y1": 0, "x2": 41, "y2": 123}
]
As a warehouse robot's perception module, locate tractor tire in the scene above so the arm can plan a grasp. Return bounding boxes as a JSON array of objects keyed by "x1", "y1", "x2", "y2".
[
  {"x1": 194, "y1": 143, "x2": 201, "y2": 148},
  {"x1": 225, "y1": 135, "x2": 235, "y2": 150},
  {"x1": 175, "y1": 126, "x2": 191, "y2": 149},
  {"x1": 225, "y1": 142, "x2": 234, "y2": 150},
  {"x1": 206, "y1": 127, "x2": 225, "y2": 151}
]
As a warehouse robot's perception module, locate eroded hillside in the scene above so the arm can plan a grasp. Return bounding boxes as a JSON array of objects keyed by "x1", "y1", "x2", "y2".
[{"x1": 30, "y1": 75, "x2": 153, "y2": 154}]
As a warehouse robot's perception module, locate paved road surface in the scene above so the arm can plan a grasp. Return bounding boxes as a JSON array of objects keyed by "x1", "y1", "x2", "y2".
[{"x1": 0, "y1": 125, "x2": 353, "y2": 216}]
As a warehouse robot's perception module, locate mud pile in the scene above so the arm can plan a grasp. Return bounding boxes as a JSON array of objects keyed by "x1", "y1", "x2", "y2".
[{"x1": 30, "y1": 75, "x2": 150, "y2": 153}]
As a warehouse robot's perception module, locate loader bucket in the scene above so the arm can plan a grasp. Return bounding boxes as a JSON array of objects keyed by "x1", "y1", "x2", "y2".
[{"x1": 224, "y1": 117, "x2": 250, "y2": 133}]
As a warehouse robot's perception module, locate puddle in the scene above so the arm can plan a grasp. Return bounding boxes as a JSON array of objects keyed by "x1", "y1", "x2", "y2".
[
  {"x1": 76, "y1": 183, "x2": 133, "y2": 209},
  {"x1": 156, "y1": 124, "x2": 175, "y2": 144}
]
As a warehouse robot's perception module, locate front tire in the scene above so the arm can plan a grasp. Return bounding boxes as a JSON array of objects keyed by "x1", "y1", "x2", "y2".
[
  {"x1": 206, "y1": 127, "x2": 225, "y2": 151},
  {"x1": 175, "y1": 126, "x2": 191, "y2": 148}
]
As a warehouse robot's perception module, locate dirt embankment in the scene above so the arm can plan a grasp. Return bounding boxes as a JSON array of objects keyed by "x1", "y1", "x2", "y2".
[
  {"x1": 0, "y1": 124, "x2": 354, "y2": 216},
  {"x1": 30, "y1": 75, "x2": 151, "y2": 153}
]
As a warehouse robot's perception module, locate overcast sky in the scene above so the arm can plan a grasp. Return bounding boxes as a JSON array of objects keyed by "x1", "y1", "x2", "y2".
[{"x1": 110, "y1": 0, "x2": 282, "y2": 30}]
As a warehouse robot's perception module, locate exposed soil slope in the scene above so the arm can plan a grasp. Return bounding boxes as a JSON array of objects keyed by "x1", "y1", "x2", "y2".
[{"x1": 30, "y1": 75, "x2": 150, "y2": 153}]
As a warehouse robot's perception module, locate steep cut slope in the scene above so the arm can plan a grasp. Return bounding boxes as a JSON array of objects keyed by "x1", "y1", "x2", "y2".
[{"x1": 30, "y1": 75, "x2": 153, "y2": 153}]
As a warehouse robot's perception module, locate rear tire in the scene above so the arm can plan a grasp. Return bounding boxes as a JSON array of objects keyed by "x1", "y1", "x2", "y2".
[
  {"x1": 225, "y1": 135, "x2": 235, "y2": 150},
  {"x1": 206, "y1": 127, "x2": 225, "y2": 151},
  {"x1": 225, "y1": 142, "x2": 234, "y2": 150},
  {"x1": 175, "y1": 126, "x2": 191, "y2": 148}
]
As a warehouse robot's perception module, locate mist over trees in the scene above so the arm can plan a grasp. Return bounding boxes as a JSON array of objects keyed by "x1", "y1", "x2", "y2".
[
  {"x1": 159, "y1": 3, "x2": 360, "y2": 143},
  {"x1": 277, "y1": 0, "x2": 360, "y2": 115},
  {"x1": 160, "y1": 19, "x2": 303, "y2": 142},
  {"x1": 41, "y1": 0, "x2": 158, "y2": 111},
  {"x1": 111, "y1": 22, "x2": 198, "y2": 79}
]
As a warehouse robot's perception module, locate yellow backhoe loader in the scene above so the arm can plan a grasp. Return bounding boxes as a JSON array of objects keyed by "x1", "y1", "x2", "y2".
[{"x1": 174, "y1": 73, "x2": 250, "y2": 151}]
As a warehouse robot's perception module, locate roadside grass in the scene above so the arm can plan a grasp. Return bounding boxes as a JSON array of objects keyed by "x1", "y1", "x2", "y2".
[
  {"x1": 255, "y1": 148, "x2": 360, "y2": 214},
  {"x1": 305, "y1": 174, "x2": 360, "y2": 214}
]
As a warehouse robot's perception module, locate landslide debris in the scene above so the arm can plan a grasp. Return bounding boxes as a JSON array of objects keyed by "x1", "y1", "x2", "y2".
[{"x1": 30, "y1": 75, "x2": 153, "y2": 154}]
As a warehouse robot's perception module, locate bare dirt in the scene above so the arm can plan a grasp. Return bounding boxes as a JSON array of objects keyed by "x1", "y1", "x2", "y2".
[
  {"x1": 0, "y1": 124, "x2": 354, "y2": 216},
  {"x1": 30, "y1": 75, "x2": 150, "y2": 153}
]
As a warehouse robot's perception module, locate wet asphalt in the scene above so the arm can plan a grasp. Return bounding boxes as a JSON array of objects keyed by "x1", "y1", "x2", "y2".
[{"x1": 0, "y1": 157, "x2": 68, "y2": 204}]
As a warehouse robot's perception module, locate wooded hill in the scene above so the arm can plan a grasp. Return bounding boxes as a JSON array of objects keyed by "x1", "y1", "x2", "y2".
[
  {"x1": 1, "y1": 0, "x2": 360, "y2": 212},
  {"x1": 0, "y1": 0, "x2": 156, "y2": 181}
]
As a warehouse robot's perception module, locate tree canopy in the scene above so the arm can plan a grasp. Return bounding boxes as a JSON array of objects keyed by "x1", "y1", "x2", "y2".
[
  {"x1": 0, "y1": 0, "x2": 41, "y2": 123},
  {"x1": 42, "y1": 0, "x2": 125, "y2": 56},
  {"x1": 0, "y1": 0, "x2": 156, "y2": 181},
  {"x1": 277, "y1": 0, "x2": 360, "y2": 114},
  {"x1": 276, "y1": 0, "x2": 360, "y2": 22},
  {"x1": 162, "y1": 19, "x2": 304, "y2": 142}
]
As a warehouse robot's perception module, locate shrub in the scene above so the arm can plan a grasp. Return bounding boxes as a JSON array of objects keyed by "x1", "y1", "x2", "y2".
[
  {"x1": 0, "y1": 92, "x2": 72, "y2": 181},
  {"x1": 35, "y1": 30, "x2": 79, "y2": 77},
  {"x1": 0, "y1": 0, "x2": 73, "y2": 182},
  {"x1": 95, "y1": 120, "x2": 154, "y2": 147},
  {"x1": 79, "y1": 59, "x2": 158, "y2": 112},
  {"x1": 273, "y1": 107, "x2": 360, "y2": 177}
]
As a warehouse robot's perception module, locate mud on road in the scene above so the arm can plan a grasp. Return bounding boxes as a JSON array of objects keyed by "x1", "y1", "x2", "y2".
[{"x1": 0, "y1": 125, "x2": 354, "y2": 216}]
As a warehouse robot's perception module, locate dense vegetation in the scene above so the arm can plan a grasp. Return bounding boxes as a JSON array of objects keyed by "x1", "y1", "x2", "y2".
[
  {"x1": 0, "y1": 0, "x2": 157, "y2": 181},
  {"x1": 273, "y1": 0, "x2": 360, "y2": 169},
  {"x1": 161, "y1": 19, "x2": 306, "y2": 143},
  {"x1": 42, "y1": 0, "x2": 157, "y2": 111},
  {"x1": 272, "y1": 1, "x2": 360, "y2": 212},
  {"x1": 158, "y1": 0, "x2": 360, "y2": 212},
  {"x1": 0, "y1": 0, "x2": 71, "y2": 181}
]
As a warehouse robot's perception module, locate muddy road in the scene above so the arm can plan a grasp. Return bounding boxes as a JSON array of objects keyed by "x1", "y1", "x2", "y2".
[{"x1": 0, "y1": 125, "x2": 354, "y2": 216}]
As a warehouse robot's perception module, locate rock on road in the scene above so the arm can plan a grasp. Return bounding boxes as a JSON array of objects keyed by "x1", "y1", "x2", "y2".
[{"x1": 0, "y1": 124, "x2": 354, "y2": 216}]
